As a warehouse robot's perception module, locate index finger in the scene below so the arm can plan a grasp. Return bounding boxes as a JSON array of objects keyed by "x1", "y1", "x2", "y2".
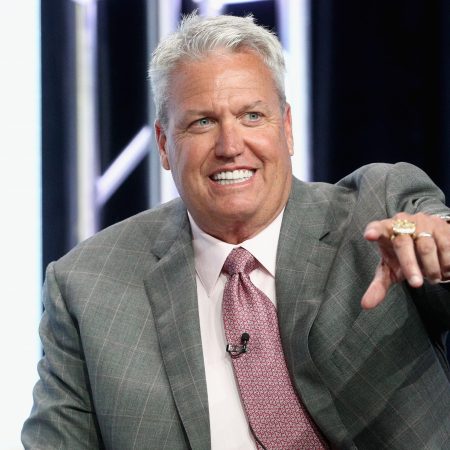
[{"x1": 364, "y1": 220, "x2": 390, "y2": 242}]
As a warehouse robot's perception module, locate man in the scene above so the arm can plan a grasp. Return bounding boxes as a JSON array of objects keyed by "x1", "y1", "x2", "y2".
[{"x1": 23, "y1": 13, "x2": 450, "y2": 449}]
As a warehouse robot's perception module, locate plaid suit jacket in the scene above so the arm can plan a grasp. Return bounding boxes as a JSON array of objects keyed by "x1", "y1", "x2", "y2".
[{"x1": 22, "y1": 162, "x2": 450, "y2": 449}]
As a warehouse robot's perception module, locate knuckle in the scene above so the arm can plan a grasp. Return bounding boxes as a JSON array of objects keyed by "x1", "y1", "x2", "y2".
[
  {"x1": 415, "y1": 239, "x2": 435, "y2": 255},
  {"x1": 393, "y1": 212, "x2": 409, "y2": 221},
  {"x1": 440, "y1": 241, "x2": 450, "y2": 253},
  {"x1": 415, "y1": 212, "x2": 427, "y2": 221},
  {"x1": 392, "y1": 236, "x2": 411, "y2": 249},
  {"x1": 426, "y1": 268, "x2": 442, "y2": 280}
]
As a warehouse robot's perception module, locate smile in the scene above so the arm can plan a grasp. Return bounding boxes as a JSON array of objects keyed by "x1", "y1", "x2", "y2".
[{"x1": 211, "y1": 169, "x2": 255, "y2": 185}]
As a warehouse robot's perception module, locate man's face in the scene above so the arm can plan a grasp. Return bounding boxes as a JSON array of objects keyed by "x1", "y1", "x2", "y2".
[{"x1": 155, "y1": 50, "x2": 294, "y2": 243}]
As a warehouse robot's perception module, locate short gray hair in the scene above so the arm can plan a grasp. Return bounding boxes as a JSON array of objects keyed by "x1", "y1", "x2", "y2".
[{"x1": 149, "y1": 13, "x2": 286, "y2": 127}]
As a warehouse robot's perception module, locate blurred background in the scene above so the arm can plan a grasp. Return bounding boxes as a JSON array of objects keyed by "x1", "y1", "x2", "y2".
[{"x1": 1, "y1": 0, "x2": 449, "y2": 447}]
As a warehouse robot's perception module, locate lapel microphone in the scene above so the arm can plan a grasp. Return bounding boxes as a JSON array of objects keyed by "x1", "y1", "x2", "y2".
[{"x1": 226, "y1": 332, "x2": 250, "y2": 358}]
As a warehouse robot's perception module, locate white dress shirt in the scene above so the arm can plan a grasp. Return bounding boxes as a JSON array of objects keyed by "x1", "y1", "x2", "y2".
[{"x1": 188, "y1": 211, "x2": 284, "y2": 450}]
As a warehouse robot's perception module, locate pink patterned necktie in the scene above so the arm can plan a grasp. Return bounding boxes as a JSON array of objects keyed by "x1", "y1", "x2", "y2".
[{"x1": 222, "y1": 247, "x2": 328, "y2": 450}]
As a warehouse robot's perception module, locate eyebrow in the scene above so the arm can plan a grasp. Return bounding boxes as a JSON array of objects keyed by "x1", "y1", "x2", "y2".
[
  {"x1": 184, "y1": 100, "x2": 268, "y2": 118},
  {"x1": 240, "y1": 100, "x2": 266, "y2": 110}
]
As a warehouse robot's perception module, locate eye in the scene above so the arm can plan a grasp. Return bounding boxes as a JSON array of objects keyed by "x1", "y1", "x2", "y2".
[
  {"x1": 188, "y1": 117, "x2": 215, "y2": 133},
  {"x1": 248, "y1": 112, "x2": 261, "y2": 120},
  {"x1": 195, "y1": 117, "x2": 212, "y2": 127},
  {"x1": 243, "y1": 112, "x2": 263, "y2": 123}
]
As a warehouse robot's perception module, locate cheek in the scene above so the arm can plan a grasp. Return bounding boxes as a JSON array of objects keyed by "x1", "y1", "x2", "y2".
[
  {"x1": 245, "y1": 128, "x2": 287, "y2": 159},
  {"x1": 167, "y1": 147, "x2": 200, "y2": 187},
  {"x1": 166, "y1": 138, "x2": 187, "y2": 171},
  {"x1": 176, "y1": 139, "x2": 213, "y2": 172},
  {"x1": 255, "y1": 142, "x2": 290, "y2": 167}
]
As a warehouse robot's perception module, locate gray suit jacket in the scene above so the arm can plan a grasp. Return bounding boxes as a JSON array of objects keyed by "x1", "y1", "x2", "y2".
[{"x1": 22, "y1": 163, "x2": 450, "y2": 449}]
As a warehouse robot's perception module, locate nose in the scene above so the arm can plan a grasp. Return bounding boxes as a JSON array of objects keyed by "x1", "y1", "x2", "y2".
[{"x1": 214, "y1": 120, "x2": 244, "y2": 158}]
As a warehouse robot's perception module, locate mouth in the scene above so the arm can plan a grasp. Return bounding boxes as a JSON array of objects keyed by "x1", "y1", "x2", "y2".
[{"x1": 210, "y1": 169, "x2": 255, "y2": 185}]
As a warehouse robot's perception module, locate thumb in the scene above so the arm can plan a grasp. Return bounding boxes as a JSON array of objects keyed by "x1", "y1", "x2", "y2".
[{"x1": 361, "y1": 261, "x2": 393, "y2": 309}]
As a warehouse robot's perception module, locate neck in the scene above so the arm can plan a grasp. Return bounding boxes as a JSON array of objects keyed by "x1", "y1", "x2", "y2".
[{"x1": 191, "y1": 209, "x2": 285, "y2": 245}]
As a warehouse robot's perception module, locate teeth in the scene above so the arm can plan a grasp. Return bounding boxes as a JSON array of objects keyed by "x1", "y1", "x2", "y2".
[{"x1": 212, "y1": 169, "x2": 255, "y2": 185}]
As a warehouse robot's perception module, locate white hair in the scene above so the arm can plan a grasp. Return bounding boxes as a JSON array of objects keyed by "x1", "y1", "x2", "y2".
[{"x1": 149, "y1": 13, "x2": 286, "y2": 126}]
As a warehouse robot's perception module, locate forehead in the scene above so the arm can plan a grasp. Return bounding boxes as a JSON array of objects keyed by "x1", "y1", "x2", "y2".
[{"x1": 165, "y1": 50, "x2": 279, "y2": 114}]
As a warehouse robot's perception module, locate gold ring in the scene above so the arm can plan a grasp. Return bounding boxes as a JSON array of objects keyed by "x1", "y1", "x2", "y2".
[
  {"x1": 391, "y1": 219, "x2": 416, "y2": 240},
  {"x1": 415, "y1": 231, "x2": 433, "y2": 240}
]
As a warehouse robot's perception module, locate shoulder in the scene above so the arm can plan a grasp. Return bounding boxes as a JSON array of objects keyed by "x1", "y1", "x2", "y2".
[{"x1": 51, "y1": 197, "x2": 188, "y2": 282}]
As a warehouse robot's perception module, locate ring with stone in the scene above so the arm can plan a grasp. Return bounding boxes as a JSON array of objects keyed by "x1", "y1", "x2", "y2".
[
  {"x1": 414, "y1": 231, "x2": 434, "y2": 240},
  {"x1": 391, "y1": 219, "x2": 416, "y2": 240}
]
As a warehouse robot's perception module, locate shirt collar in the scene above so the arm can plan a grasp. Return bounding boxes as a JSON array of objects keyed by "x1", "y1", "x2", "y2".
[{"x1": 189, "y1": 211, "x2": 284, "y2": 296}]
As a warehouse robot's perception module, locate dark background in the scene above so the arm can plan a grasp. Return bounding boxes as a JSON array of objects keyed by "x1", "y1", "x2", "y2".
[
  {"x1": 311, "y1": 0, "x2": 450, "y2": 189},
  {"x1": 42, "y1": 0, "x2": 449, "y2": 354},
  {"x1": 42, "y1": 0, "x2": 450, "y2": 264}
]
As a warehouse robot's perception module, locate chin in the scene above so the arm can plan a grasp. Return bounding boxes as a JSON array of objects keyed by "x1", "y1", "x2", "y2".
[{"x1": 214, "y1": 206, "x2": 258, "y2": 223}]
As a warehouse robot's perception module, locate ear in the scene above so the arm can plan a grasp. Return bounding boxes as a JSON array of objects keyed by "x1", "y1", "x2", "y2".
[
  {"x1": 283, "y1": 103, "x2": 294, "y2": 156},
  {"x1": 155, "y1": 120, "x2": 171, "y2": 170}
]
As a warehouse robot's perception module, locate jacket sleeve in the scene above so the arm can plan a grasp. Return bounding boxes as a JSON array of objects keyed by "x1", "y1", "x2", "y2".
[
  {"x1": 384, "y1": 163, "x2": 450, "y2": 327},
  {"x1": 21, "y1": 262, "x2": 103, "y2": 449},
  {"x1": 338, "y1": 162, "x2": 450, "y2": 326},
  {"x1": 357, "y1": 162, "x2": 450, "y2": 325}
]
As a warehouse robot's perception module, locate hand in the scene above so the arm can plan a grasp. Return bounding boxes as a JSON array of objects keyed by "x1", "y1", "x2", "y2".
[{"x1": 361, "y1": 213, "x2": 450, "y2": 309}]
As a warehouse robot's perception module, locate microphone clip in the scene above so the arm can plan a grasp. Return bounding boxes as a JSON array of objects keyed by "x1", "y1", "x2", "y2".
[{"x1": 226, "y1": 332, "x2": 250, "y2": 358}]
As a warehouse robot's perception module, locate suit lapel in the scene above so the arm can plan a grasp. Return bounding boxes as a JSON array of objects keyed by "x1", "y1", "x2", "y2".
[
  {"x1": 141, "y1": 181, "x2": 355, "y2": 448},
  {"x1": 276, "y1": 178, "x2": 355, "y2": 448},
  {"x1": 143, "y1": 205, "x2": 210, "y2": 449},
  {"x1": 276, "y1": 178, "x2": 338, "y2": 369}
]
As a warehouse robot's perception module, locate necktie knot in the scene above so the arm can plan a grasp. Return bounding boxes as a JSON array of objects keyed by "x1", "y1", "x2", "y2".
[{"x1": 223, "y1": 247, "x2": 258, "y2": 276}]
